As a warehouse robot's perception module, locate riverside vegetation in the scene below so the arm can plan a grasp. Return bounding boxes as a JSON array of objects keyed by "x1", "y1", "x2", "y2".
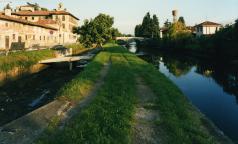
[
  {"x1": 0, "y1": 50, "x2": 54, "y2": 73},
  {"x1": 0, "y1": 44, "x2": 90, "y2": 73},
  {"x1": 135, "y1": 12, "x2": 238, "y2": 63},
  {"x1": 36, "y1": 44, "x2": 231, "y2": 144}
]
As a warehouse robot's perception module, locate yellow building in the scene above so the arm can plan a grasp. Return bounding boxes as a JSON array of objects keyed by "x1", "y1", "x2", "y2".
[{"x1": 0, "y1": 3, "x2": 79, "y2": 50}]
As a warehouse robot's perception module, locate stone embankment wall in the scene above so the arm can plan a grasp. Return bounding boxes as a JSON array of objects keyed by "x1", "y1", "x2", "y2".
[{"x1": 0, "y1": 64, "x2": 48, "y2": 85}]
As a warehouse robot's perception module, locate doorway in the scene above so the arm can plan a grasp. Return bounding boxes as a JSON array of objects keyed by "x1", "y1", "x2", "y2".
[{"x1": 5, "y1": 36, "x2": 10, "y2": 50}]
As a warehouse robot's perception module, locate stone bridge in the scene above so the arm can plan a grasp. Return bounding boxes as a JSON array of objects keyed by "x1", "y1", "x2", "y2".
[{"x1": 116, "y1": 37, "x2": 147, "y2": 42}]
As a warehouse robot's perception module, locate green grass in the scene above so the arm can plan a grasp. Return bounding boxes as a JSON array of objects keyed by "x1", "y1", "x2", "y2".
[
  {"x1": 36, "y1": 44, "x2": 228, "y2": 144},
  {"x1": 36, "y1": 45, "x2": 136, "y2": 144},
  {"x1": 57, "y1": 51, "x2": 110, "y2": 101},
  {"x1": 64, "y1": 43, "x2": 92, "y2": 55},
  {"x1": 0, "y1": 50, "x2": 55, "y2": 72},
  {"x1": 123, "y1": 49, "x2": 225, "y2": 144}
]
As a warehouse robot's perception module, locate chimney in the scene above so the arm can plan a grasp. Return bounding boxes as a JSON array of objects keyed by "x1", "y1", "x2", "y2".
[
  {"x1": 172, "y1": 10, "x2": 178, "y2": 23},
  {"x1": 4, "y1": 4, "x2": 12, "y2": 16}
]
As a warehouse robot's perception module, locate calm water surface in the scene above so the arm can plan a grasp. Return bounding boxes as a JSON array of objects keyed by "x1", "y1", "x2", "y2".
[{"x1": 128, "y1": 43, "x2": 238, "y2": 142}]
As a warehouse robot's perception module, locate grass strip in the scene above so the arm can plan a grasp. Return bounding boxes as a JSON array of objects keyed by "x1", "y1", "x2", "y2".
[
  {"x1": 36, "y1": 45, "x2": 136, "y2": 144},
  {"x1": 64, "y1": 43, "x2": 92, "y2": 55},
  {"x1": 0, "y1": 50, "x2": 54, "y2": 72},
  {"x1": 123, "y1": 49, "x2": 225, "y2": 144},
  {"x1": 57, "y1": 51, "x2": 110, "y2": 100}
]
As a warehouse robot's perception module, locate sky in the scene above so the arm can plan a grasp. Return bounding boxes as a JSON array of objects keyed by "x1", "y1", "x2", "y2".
[{"x1": 0, "y1": 0, "x2": 238, "y2": 34}]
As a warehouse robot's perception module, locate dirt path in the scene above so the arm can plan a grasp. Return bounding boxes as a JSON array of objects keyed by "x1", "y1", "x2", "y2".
[
  {"x1": 132, "y1": 77, "x2": 164, "y2": 144},
  {"x1": 0, "y1": 58, "x2": 111, "y2": 144},
  {"x1": 58, "y1": 58, "x2": 112, "y2": 129}
]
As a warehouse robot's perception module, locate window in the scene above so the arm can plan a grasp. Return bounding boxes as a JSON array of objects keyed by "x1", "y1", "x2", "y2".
[
  {"x1": 13, "y1": 34, "x2": 16, "y2": 40},
  {"x1": 44, "y1": 36, "x2": 45, "y2": 40},
  {"x1": 18, "y1": 36, "x2": 22, "y2": 42},
  {"x1": 33, "y1": 35, "x2": 35, "y2": 40},
  {"x1": 199, "y1": 27, "x2": 203, "y2": 32},
  {"x1": 5, "y1": 23, "x2": 8, "y2": 27},
  {"x1": 62, "y1": 24, "x2": 65, "y2": 29},
  {"x1": 32, "y1": 17, "x2": 35, "y2": 20},
  {"x1": 40, "y1": 36, "x2": 41, "y2": 40},
  {"x1": 62, "y1": 15, "x2": 65, "y2": 21},
  {"x1": 25, "y1": 17, "x2": 28, "y2": 20},
  {"x1": 25, "y1": 35, "x2": 27, "y2": 40}
]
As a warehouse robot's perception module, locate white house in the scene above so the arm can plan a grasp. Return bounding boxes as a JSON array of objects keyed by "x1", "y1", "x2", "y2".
[{"x1": 194, "y1": 21, "x2": 222, "y2": 37}]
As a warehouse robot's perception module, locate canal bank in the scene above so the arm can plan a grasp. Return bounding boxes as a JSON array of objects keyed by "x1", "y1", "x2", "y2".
[
  {"x1": 35, "y1": 44, "x2": 232, "y2": 144},
  {"x1": 127, "y1": 42, "x2": 238, "y2": 143},
  {"x1": 0, "y1": 46, "x2": 99, "y2": 126}
]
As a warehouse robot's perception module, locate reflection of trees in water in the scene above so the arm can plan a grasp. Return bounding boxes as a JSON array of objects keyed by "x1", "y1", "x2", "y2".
[
  {"x1": 163, "y1": 57, "x2": 193, "y2": 77},
  {"x1": 143, "y1": 53, "x2": 238, "y2": 103},
  {"x1": 196, "y1": 61, "x2": 238, "y2": 103},
  {"x1": 156, "y1": 54, "x2": 195, "y2": 77},
  {"x1": 141, "y1": 54, "x2": 194, "y2": 77}
]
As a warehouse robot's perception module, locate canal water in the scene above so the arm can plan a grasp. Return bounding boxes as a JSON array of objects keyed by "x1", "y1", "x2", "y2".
[
  {"x1": 0, "y1": 64, "x2": 82, "y2": 126},
  {"x1": 128, "y1": 42, "x2": 238, "y2": 142}
]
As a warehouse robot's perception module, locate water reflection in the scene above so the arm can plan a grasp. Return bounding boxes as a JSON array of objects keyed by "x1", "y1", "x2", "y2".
[
  {"x1": 127, "y1": 43, "x2": 238, "y2": 142},
  {"x1": 127, "y1": 42, "x2": 137, "y2": 53}
]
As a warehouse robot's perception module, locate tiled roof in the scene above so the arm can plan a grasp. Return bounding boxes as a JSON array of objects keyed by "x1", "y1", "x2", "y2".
[
  {"x1": 196, "y1": 21, "x2": 221, "y2": 27},
  {"x1": 0, "y1": 14, "x2": 58, "y2": 30},
  {"x1": 12, "y1": 10, "x2": 79, "y2": 20}
]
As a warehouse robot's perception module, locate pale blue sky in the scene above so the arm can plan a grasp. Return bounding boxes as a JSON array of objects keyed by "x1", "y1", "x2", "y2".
[{"x1": 1, "y1": 0, "x2": 238, "y2": 34}]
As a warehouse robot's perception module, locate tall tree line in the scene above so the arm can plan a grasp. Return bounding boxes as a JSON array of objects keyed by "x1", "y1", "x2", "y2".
[{"x1": 135, "y1": 12, "x2": 160, "y2": 38}]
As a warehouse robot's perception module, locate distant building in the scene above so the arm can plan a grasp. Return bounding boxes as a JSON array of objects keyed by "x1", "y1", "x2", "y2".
[
  {"x1": 194, "y1": 21, "x2": 222, "y2": 37},
  {"x1": 0, "y1": 3, "x2": 79, "y2": 50}
]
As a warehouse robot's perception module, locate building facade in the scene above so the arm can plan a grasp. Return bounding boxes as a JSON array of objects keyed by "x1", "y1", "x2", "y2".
[
  {"x1": 0, "y1": 3, "x2": 79, "y2": 50},
  {"x1": 194, "y1": 21, "x2": 221, "y2": 37}
]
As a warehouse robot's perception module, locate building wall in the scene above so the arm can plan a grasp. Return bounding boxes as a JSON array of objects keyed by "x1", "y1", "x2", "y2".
[
  {"x1": 21, "y1": 14, "x2": 78, "y2": 45},
  {"x1": 196, "y1": 25, "x2": 221, "y2": 37},
  {"x1": 0, "y1": 20, "x2": 57, "y2": 50}
]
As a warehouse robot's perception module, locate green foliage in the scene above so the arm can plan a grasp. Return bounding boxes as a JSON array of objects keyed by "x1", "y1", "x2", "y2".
[
  {"x1": 178, "y1": 16, "x2": 186, "y2": 26},
  {"x1": 74, "y1": 14, "x2": 120, "y2": 48},
  {"x1": 0, "y1": 50, "x2": 54, "y2": 72},
  {"x1": 111, "y1": 28, "x2": 122, "y2": 39},
  {"x1": 164, "y1": 19, "x2": 172, "y2": 28},
  {"x1": 135, "y1": 12, "x2": 160, "y2": 38},
  {"x1": 64, "y1": 43, "x2": 90, "y2": 55}
]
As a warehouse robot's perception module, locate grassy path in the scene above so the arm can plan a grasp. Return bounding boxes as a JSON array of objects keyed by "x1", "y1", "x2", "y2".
[
  {"x1": 132, "y1": 77, "x2": 162, "y2": 144},
  {"x1": 35, "y1": 44, "x2": 232, "y2": 144}
]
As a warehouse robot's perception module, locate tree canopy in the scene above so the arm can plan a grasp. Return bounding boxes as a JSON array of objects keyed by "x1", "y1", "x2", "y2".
[
  {"x1": 74, "y1": 13, "x2": 121, "y2": 48},
  {"x1": 134, "y1": 12, "x2": 160, "y2": 38},
  {"x1": 178, "y1": 17, "x2": 185, "y2": 26}
]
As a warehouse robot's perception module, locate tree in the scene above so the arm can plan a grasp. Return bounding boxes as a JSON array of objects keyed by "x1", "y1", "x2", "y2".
[
  {"x1": 111, "y1": 28, "x2": 122, "y2": 39},
  {"x1": 141, "y1": 12, "x2": 153, "y2": 37},
  {"x1": 77, "y1": 19, "x2": 95, "y2": 48},
  {"x1": 134, "y1": 12, "x2": 160, "y2": 38},
  {"x1": 178, "y1": 17, "x2": 185, "y2": 26},
  {"x1": 93, "y1": 14, "x2": 114, "y2": 46},
  {"x1": 74, "y1": 13, "x2": 117, "y2": 47},
  {"x1": 164, "y1": 19, "x2": 172, "y2": 28},
  {"x1": 152, "y1": 15, "x2": 160, "y2": 38},
  {"x1": 135, "y1": 24, "x2": 143, "y2": 37}
]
